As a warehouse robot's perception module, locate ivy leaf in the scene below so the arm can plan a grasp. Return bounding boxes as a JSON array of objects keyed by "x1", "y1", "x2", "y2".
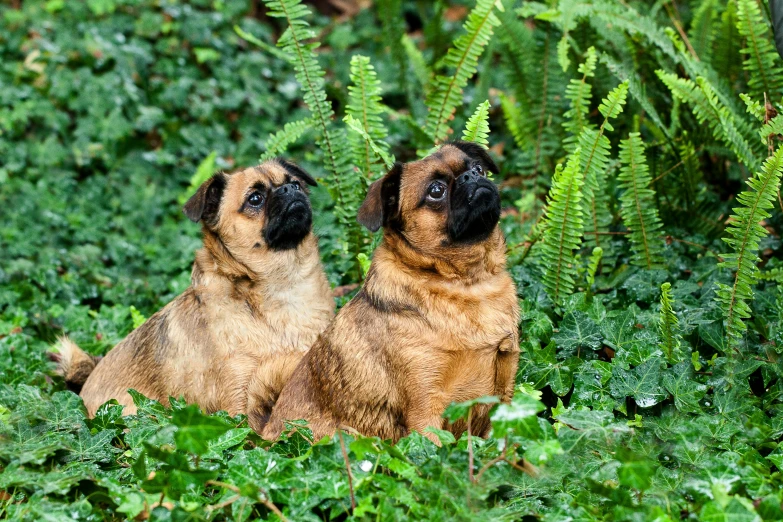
[
  {"x1": 610, "y1": 357, "x2": 668, "y2": 408},
  {"x1": 490, "y1": 392, "x2": 545, "y2": 437},
  {"x1": 662, "y1": 362, "x2": 707, "y2": 413},
  {"x1": 700, "y1": 498, "x2": 760, "y2": 521},
  {"x1": 443, "y1": 395, "x2": 500, "y2": 422},
  {"x1": 572, "y1": 360, "x2": 619, "y2": 411},
  {"x1": 171, "y1": 404, "x2": 234, "y2": 455},
  {"x1": 617, "y1": 448, "x2": 656, "y2": 491},
  {"x1": 552, "y1": 310, "x2": 602, "y2": 358},
  {"x1": 699, "y1": 320, "x2": 728, "y2": 353},
  {"x1": 64, "y1": 428, "x2": 119, "y2": 464}
]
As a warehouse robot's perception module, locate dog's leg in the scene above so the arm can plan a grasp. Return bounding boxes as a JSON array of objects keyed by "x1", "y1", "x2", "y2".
[{"x1": 245, "y1": 352, "x2": 305, "y2": 433}]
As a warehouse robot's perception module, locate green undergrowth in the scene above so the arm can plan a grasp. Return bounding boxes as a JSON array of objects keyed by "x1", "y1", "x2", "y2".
[{"x1": 2, "y1": 0, "x2": 783, "y2": 520}]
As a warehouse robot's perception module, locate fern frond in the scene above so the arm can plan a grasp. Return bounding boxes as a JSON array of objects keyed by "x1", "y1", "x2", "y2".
[
  {"x1": 401, "y1": 34, "x2": 432, "y2": 94},
  {"x1": 586, "y1": 247, "x2": 603, "y2": 287},
  {"x1": 263, "y1": 0, "x2": 351, "y2": 190},
  {"x1": 736, "y1": 0, "x2": 783, "y2": 104},
  {"x1": 656, "y1": 71, "x2": 760, "y2": 170},
  {"x1": 759, "y1": 267, "x2": 783, "y2": 283},
  {"x1": 260, "y1": 118, "x2": 313, "y2": 161},
  {"x1": 715, "y1": 145, "x2": 783, "y2": 348},
  {"x1": 562, "y1": 46, "x2": 597, "y2": 152},
  {"x1": 424, "y1": 0, "x2": 502, "y2": 144},
  {"x1": 346, "y1": 55, "x2": 391, "y2": 182},
  {"x1": 688, "y1": 0, "x2": 718, "y2": 64},
  {"x1": 579, "y1": 81, "x2": 629, "y2": 250},
  {"x1": 740, "y1": 92, "x2": 767, "y2": 121},
  {"x1": 344, "y1": 115, "x2": 394, "y2": 172},
  {"x1": 659, "y1": 282, "x2": 681, "y2": 363},
  {"x1": 461, "y1": 100, "x2": 491, "y2": 147},
  {"x1": 541, "y1": 149, "x2": 585, "y2": 307},
  {"x1": 499, "y1": 91, "x2": 532, "y2": 150},
  {"x1": 760, "y1": 114, "x2": 783, "y2": 145},
  {"x1": 618, "y1": 132, "x2": 665, "y2": 269}
]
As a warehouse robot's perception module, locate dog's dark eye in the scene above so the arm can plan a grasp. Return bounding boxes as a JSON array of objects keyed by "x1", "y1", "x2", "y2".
[
  {"x1": 474, "y1": 163, "x2": 484, "y2": 176},
  {"x1": 247, "y1": 191, "x2": 265, "y2": 207},
  {"x1": 426, "y1": 181, "x2": 447, "y2": 201}
]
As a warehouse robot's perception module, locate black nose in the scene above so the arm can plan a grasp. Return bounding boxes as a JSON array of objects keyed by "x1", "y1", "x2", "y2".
[
  {"x1": 456, "y1": 170, "x2": 480, "y2": 186},
  {"x1": 274, "y1": 182, "x2": 301, "y2": 196}
]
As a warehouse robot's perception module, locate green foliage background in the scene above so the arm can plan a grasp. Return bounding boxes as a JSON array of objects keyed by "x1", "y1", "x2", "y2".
[{"x1": 2, "y1": 0, "x2": 783, "y2": 519}]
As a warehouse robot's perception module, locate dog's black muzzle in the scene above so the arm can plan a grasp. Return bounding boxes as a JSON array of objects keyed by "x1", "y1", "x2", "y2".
[
  {"x1": 447, "y1": 168, "x2": 501, "y2": 244},
  {"x1": 263, "y1": 182, "x2": 313, "y2": 251}
]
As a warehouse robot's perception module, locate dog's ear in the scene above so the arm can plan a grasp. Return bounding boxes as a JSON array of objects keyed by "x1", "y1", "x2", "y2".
[
  {"x1": 277, "y1": 158, "x2": 318, "y2": 187},
  {"x1": 450, "y1": 140, "x2": 500, "y2": 176},
  {"x1": 357, "y1": 162, "x2": 403, "y2": 232},
  {"x1": 183, "y1": 173, "x2": 226, "y2": 225}
]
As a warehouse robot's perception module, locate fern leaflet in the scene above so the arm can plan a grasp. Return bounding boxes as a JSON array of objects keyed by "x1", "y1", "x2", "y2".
[
  {"x1": 346, "y1": 55, "x2": 391, "y2": 182},
  {"x1": 659, "y1": 282, "x2": 682, "y2": 363},
  {"x1": 562, "y1": 46, "x2": 597, "y2": 152},
  {"x1": 424, "y1": 0, "x2": 502, "y2": 144},
  {"x1": 579, "y1": 81, "x2": 629, "y2": 250},
  {"x1": 618, "y1": 132, "x2": 665, "y2": 269},
  {"x1": 260, "y1": 118, "x2": 313, "y2": 161},
  {"x1": 735, "y1": 0, "x2": 783, "y2": 104},
  {"x1": 715, "y1": 145, "x2": 783, "y2": 348},
  {"x1": 461, "y1": 100, "x2": 491, "y2": 147},
  {"x1": 541, "y1": 149, "x2": 585, "y2": 307}
]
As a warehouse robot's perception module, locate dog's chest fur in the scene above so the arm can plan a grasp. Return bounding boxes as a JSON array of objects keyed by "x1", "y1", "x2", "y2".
[
  {"x1": 162, "y1": 269, "x2": 333, "y2": 413},
  {"x1": 403, "y1": 275, "x2": 518, "y2": 396}
]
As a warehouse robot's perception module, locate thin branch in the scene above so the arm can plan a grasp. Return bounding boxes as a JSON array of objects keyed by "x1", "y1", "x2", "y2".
[
  {"x1": 338, "y1": 430, "x2": 356, "y2": 513},
  {"x1": 467, "y1": 407, "x2": 475, "y2": 483},
  {"x1": 664, "y1": 0, "x2": 699, "y2": 60}
]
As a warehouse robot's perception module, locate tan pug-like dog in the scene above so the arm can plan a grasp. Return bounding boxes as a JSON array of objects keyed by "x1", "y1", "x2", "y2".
[
  {"x1": 53, "y1": 160, "x2": 335, "y2": 432},
  {"x1": 262, "y1": 142, "x2": 519, "y2": 444}
]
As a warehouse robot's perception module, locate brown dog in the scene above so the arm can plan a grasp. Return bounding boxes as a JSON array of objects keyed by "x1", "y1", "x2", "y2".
[
  {"x1": 54, "y1": 160, "x2": 335, "y2": 432},
  {"x1": 262, "y1": 142, "x2": 519, "y2": 444}
]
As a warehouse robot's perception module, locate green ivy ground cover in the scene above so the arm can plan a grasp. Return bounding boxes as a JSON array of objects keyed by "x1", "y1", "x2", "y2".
[{"x1": 1, "y1": 0, "x2": 783, "y2": 520}]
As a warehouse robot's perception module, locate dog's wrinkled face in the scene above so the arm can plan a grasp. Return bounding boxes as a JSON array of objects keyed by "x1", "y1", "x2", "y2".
[
  {"x1": 183, "y1": 159, "x2": 317, "y2": 256},
  {"x1": 358, "y1": 141, "x2": 501, "y2": 253}
]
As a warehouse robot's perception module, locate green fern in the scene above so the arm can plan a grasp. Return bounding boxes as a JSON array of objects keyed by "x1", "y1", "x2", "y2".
[
  {"x1": 579, "y1": 81, "x2": 629, "y2": 250},
  {"x1": 345, "y1": 55, "x2": 391, "y2": 182},
  {"x1": 659, "y1": 282, "x2": 681, "y2": 363},
  {"x1": 260, "y1": 118, "x2": 313, "y2": 161},
  {"x1": 715, "y1": 145, "x2": 783, "y2": 348},
  {"x1": 617, "y1": 132, "x2": 665, "y2": 269},
  {"x1": 540, "y1": 149, "x2": 585, "y2": 307},
  {"x1": 657, "y1": 71, "x2": 760, "y2": 170},
  {"x1": 586, "y1": 246, "x2": 603, "y2": 288},
  {"x1": 263, "y1": 0, "x2": 351, "y2": 192},
  {"x1": 759, "y1": 267, "x2": 783, "y2": 283},
  {"x1": 735, "y1": 0, "x2": 783, "y2": 104},
  {"x1": 688, "y1": 0, "x2": 718, "y2": 64},
  {"x1": 401, "y1": 34, "x2": 432, "y2": 95},
  {"x1": 499, "y1": 92, "x2": 532, "y2": 150},
  {"x1": 562, "y1": 47, "x2": 597, "y2": 152},
  {"x1": 461, "y1": 100, "x2": 491, "y2": 147},
  {"x1": 424, "y1": 0, "x2": 502, "y2": 144}
]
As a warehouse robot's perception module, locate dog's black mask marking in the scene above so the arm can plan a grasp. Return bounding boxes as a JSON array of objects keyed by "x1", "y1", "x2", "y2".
[
  {"x1": 263, "y1": 182, "x2": 313, "y2": 251},
  {"x1": 447, "y1": 168, "x2": 501, "y2": 244}
]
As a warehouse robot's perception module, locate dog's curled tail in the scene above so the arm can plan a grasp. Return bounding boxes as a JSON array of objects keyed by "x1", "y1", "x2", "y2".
[{"x1": 49, "y1": 336, "x2": 99, "y2": 387}]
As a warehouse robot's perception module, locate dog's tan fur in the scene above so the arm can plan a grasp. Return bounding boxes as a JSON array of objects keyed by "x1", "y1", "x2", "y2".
[
  {"x1": 263, "y1": 144, "x2": 519, "y2": 443},
  {"x1": 55, "y1": 161, "x2": 334, "y2": 432}
]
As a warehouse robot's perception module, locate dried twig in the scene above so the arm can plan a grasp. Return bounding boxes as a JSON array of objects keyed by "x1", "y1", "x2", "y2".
[
  {"x1": 467, "y1": 407, "x2": 475, "y2": 483},
  {"x1": 337, "y1": 430, "x2": 356, "y2": 513}
]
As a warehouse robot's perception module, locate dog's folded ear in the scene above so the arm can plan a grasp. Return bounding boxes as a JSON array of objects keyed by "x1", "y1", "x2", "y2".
[
  {"x1": 277, "y1": 159, "x2": 318, "y2": 187},
  {"x1": 357, "y1": 162, "x2": 403, "y2": 232},
  {"x1": 183, "y1": 173, "x2": 226, "y2": 225},
  {"x1": 450, "y1": 140, "x2": 500, "y2": 176}
]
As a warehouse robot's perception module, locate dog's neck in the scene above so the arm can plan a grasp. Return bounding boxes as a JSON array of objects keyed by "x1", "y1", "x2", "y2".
[
  {"x1": 191, "y1": 228, "x2": 324, "y2": 300},
  {"x1": 375, "y1": 227, "x2": 507, "y2": 284}
]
